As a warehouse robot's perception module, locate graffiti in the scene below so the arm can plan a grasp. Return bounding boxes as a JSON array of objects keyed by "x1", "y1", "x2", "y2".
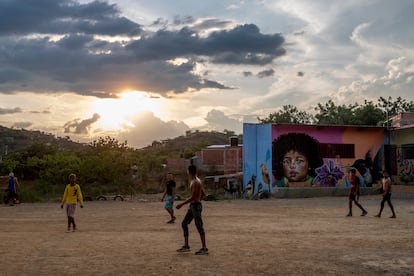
[
  {"x1": 243, "y1": 123, "x2": 387, "y2": 199},
  {"x1": 399, "y1": 159, "x2": 413, "y2": 182},
  {"x1": 313, "y1": 160, "x2": 345, "y2": 187},
  {"x1": 272, "y1": 133, "x2": 323, "y2": 187}
]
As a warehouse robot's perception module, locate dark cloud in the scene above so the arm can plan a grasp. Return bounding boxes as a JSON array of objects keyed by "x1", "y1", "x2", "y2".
[
  {"x1": 126, "y1": 24, "x2": 285, "y2": 65},
  {"x1": 57, "y1": 34, "x2": 94, "y2": 50},
  {"x1": 0, "y1": 0, "x2": 285, "y2": 98},
  {"x1": 0, "y1": 107, "x2": 22, "y2": 115},
  {"x1": 297, "y1": 71, "x2": 305, "y2": 77},
  {"x1": 243, "y1": 71, "x2": 253, "y2": 77},
  {"x1": 63, "y1": 113, "x2": 100, "y2": 134},
  {"x1": 257, "y1": 69, "x2": 275, "y2": 78},
  {"x1": 173, "y1": 15, "x2": 195, "y2": 25},
  {"x1": 0, "y1": 0, "x2": 141, "y2": 36}
]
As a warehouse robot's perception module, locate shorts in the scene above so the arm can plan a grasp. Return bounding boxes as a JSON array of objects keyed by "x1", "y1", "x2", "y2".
[
  {"x1": 349, "y1": 193, "x2": 356, "y2": 200},
  {"x1": 66, "y1": 204, "x2": 76, "y2": 217},
  {"x1": 164, "y1": 195, "x2": 174, "y2": 210}
]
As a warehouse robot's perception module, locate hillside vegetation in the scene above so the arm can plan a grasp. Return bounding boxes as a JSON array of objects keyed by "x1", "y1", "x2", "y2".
[{"x1": 0, "y1": 126, "x2": 240, "y2": 202}]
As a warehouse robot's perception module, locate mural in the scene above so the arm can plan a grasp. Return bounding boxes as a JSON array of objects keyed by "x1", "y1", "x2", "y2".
[
  {"x1": 397, "y1": 148, "x2": 414, "y2": 183},
  {"x1": 272, "y1": 133, "x2": 323, "y2": 187},
  {"x1": 243, "y1": 123, "x2": 387, "y2": 199}
]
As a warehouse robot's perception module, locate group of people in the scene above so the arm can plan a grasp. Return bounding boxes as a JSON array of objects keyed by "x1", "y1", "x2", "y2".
[
  {"x1": 59, "y1": 164, "x2": 209, "y2": 255},
  {"x1": 347, "y1": 169, "x2": 396, "y2": 218},
  {"x1": 57, "y1": 163, "x2": 396, "y2": 257}
]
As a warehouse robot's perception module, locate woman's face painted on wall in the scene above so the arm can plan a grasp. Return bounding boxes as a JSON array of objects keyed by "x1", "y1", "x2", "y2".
[{"x1": 282, "y1": 150, "x2": 309, "y2": 182}]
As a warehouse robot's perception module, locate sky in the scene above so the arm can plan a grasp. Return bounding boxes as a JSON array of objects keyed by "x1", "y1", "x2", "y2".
[{"x1": 1, "y1": 0, "x2": 414, "y2": 148}]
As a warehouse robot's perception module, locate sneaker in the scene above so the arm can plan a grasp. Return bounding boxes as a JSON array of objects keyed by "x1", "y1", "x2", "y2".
[
  {"x1": 195, "y1": 248, "x2": 208, "y2": 255},
  {"x1": 390, "y1": 215, "x2": 396, "y2": 218},
  {"x1": 374, "y1": 214, "x2": 381, "y2": 218},
  {"x1": 361, "y1": 211, "x2": 368, "y2": 216},
  {"x1": 167, "y1": 219, "x2": 175, "y2": 224},
  {"x1": 346, "y1": 213, "x2": 352, "y2": 217},
  {"x1": 177, "y1": 246, "x2": 190, "y2": 252},
  {"x1": 66, "y1": 227, "x2": 71, "y2": 233}
]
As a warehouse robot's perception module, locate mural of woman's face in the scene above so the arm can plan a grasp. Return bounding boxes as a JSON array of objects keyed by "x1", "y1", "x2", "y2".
[{"x1": 282, "y1": 150, "x2": 309, "y2": 182}]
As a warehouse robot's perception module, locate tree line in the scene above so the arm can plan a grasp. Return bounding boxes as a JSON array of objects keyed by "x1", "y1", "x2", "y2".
[
  {"x1": 1, "y1": 131, "x2": 237, "y2": 202},
  {"x1": 258, "y1": 96, "x2": 414, "y2": 125}
]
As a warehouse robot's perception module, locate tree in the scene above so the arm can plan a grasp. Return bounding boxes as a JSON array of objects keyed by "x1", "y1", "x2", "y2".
[
  {"x1": 258, "y1": 105, "x2": 315, "y2": 124},
  {"x1": 377, "y1": 96, "x2": 414, "y2": 119},
  {"x1": 314, "y1": 100, "x2": 358, "y2": 125},
  {"x1": 353, "y1": 101, "x2": 385, "y2": 126}
]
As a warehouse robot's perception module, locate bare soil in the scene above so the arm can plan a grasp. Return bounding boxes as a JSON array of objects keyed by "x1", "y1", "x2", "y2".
[{"x1": 0, "y1": 192, "x2": 413, "y2": 275}]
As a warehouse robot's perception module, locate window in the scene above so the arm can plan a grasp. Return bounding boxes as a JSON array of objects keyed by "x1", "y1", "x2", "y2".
[
  {"x1": 402, "y1": 144, "x2": 414, "y2": 159},
  {"x1": 318, "y1": 143, "x2": 355, "y2": 158}
]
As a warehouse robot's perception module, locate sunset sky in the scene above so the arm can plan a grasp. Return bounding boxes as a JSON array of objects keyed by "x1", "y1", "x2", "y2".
[{"x1": 1, "y1": 0, "x2": 413, "y2": 148}]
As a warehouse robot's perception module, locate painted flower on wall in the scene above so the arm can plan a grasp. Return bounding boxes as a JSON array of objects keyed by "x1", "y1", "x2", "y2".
[{"x1": 313, "y1": 160, "x2": 345, "y2": 187}]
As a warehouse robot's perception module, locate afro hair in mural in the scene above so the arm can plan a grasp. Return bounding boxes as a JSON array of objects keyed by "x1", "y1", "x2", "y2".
[{"x1": 272, "y1": 133, "x2": 324, "y2": 186}]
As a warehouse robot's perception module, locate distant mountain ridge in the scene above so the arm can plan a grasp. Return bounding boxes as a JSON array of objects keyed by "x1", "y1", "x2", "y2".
[
  {"x1": 0, "y1": 125, "x2": 84, "y2": 155},
  {"x1": 0, "y1": 125, "x2": 241, "y2": 156}
]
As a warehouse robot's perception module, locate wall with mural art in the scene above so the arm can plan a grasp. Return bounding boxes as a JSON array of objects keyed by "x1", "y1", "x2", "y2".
[
  {"x1": 243, "y1": 123, "x2": 387, "y2": 199},
  {"x1": 390, "y1": 127, "x2": 414, "y2": 183}
]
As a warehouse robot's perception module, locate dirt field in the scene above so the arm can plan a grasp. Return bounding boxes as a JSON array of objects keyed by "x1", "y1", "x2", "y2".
[{"x1": 0, "y1": 193, "x2": 413, "y2": 275}]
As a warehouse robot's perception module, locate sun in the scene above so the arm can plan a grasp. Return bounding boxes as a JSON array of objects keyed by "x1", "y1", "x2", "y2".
[{"x1": 90, "y1": 91, "x2": 163, "y2": 131}]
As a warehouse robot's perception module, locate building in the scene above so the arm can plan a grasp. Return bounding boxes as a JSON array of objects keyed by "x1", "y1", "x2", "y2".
[
  {"x1": 388, "y1": 112, "x2": 414, "y2": 184},
  {"x1": 243, "y1": 123, "x2": 388, "y2": 198}
]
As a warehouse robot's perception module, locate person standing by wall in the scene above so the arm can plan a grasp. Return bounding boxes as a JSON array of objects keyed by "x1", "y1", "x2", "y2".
[
  {"x1": 61, "y1": 173, "x2": 84, "y2": 232},
  {"x1": 161, "y1": 172, "x2": 176, "y2": 223},
  {"x1": 176, "y1": 165, "x2": 208, "y2": 255},
  {"x1": 347, "y1": 168, "x2": 368, "y2": 217},
  {"x1": 375, "y1": 171, "x2": 396, "y2": 218}
]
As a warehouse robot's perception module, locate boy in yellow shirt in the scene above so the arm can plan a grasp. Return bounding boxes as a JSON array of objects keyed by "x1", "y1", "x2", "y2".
[{"x1": 61, "y1": 173, "x2": 84, "y2": 232}]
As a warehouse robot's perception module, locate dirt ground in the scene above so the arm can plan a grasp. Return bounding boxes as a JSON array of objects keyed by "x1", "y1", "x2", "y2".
[{"x1": 0, "y1": 191, "x2": 413, "y2": 276}]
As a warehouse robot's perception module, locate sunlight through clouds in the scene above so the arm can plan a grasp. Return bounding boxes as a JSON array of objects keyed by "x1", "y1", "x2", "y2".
[{"x1": 90, "y1": 91, "x2": 164, "y2": 131}]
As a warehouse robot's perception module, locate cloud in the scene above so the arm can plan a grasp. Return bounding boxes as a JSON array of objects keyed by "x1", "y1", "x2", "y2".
[
  {"x1": 0, "y1": 0, "x2": 286, "y2": 98},
  {"x1": 63, "y1": 113, "x2": 100, "y2": 134},
  {"x1": 333, "y1": 57, "x2": 414, "y2": 105},
  {"x1": 12, "y1": 121, "x2": 32, "y2": 129},
  {"x1": 0, "y1": 107, "x2": 22, "y2": 114},
  {"x1": 118, "y1": 111, "x2": 190, "y2": 148},
  {"x1": 203, "y1": 109, "x2": 242, "y2": 133},
  {"x1": 0, "y1": 0, "x2": 142, "y2": 36},
  {"x1": 257, "y1": 69, "x2": 275, "y2": 78}
]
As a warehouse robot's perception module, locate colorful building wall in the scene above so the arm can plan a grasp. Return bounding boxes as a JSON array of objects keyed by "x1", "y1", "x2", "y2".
[
  {"x1": 389, "y1": 127, "x2": 414, "y2": 183},
  {"x1": 243, "y1": 123, "x2": 387, "y2": 199}
]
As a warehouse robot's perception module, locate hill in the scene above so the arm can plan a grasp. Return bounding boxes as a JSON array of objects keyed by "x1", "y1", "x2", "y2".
[
  {"x1": 0, "y1": 125, "x2": 84, "y2": 155},
  {"x1": 0, "y1": 125, "x2": 241, "y2": 158}
]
